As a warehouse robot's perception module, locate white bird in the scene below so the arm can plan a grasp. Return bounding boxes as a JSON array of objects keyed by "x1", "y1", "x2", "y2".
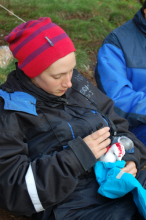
[{"x1": 99, "y1": 142, "x2": 125, "y2": 163}]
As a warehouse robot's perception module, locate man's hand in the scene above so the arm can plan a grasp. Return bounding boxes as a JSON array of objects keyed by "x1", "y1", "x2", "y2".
[
  {"x1": 121, "y1": 161, "x2": 137, "y2": 177},
  {"x1": 83, "y1": 127, "x2": 111, "y2": 159}
]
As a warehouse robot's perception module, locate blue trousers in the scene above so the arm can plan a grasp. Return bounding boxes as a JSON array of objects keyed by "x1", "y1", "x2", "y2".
[{"x1": 129, "y1": 124, "x2": 146, "y2": 146}]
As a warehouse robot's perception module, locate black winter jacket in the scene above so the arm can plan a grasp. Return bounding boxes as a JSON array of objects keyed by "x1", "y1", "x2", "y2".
[{"x1": 0, "y1": 67, "x2": 146, "y2": 219}]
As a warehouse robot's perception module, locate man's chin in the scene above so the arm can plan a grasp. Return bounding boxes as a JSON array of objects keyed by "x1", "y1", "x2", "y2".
[{"x1": 55, "y1": 91, "x2": 66, "y2": 97}]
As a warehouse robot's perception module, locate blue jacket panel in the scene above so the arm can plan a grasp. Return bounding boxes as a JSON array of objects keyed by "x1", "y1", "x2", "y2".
[
  {"x1": 95, "y1": 9, "x2": 146, "y2": 127},
  {"x1": 0, "y1": 90, "x2": 37, "y2": 115}
]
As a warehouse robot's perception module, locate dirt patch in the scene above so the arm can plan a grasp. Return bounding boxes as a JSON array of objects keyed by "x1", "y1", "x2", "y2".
[{"x1": 0, "y1": 207, "x2": 31, "y2": 220}]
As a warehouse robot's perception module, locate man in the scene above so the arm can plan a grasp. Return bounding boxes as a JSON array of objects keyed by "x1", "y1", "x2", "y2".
[{"x1": 95, "y1": 1, "x2": 146, "y2": 145}]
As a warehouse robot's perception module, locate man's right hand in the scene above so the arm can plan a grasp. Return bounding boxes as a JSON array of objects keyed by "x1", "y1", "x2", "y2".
[{"x1": 83, "y1": 127, "x2": 111, "y2": 159}]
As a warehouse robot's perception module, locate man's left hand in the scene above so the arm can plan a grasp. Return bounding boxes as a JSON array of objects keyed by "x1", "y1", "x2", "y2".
[{"x1": 121, "y1": 161, "x2": 137, "y2": 177}]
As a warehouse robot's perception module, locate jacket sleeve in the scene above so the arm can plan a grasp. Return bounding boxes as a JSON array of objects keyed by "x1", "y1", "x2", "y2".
[
  {"x1": 0, "y1": 105, "x2": 96, "y2": 216},
  {"x1": 95, "y1": 34, "x2": 146, "y2": 127}
]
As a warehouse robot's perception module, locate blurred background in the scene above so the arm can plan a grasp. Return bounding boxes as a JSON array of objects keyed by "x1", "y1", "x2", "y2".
[{"x1": 0, "y1": 0, "x2": 144, "y2": 219}]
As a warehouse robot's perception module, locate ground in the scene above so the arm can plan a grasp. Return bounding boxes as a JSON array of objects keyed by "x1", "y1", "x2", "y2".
[{"x1": 0, "y1": 208, "x2": 30, "y2": 220}]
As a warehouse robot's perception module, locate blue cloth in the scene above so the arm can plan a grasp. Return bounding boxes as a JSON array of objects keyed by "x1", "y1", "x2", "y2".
[{"x1": 94, "y1": 161, "x2": 146, "y2": 219}]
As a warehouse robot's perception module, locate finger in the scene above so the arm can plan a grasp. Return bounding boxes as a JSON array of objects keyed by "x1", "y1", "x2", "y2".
[
  {"x1": 127, "y1": 161, "x2": 137, "y2": 171},
  {"x1": 95, "y1": 132, "x2": 111, "y2": 146},
  {"x1": 124, "y1": 161, "x2": 136, "y2": 169},
  {"x1": 122, "y1": 166, "x2": 137, "y2": 174},
  {"x1": 94, "y1": 146, "x2": 107, "y2": 159},
  {"x1": 97, "y1": 138, "x2": 111, "y2": 150},
  {"x1": 91, "y1": 127, "x2": 110, "y2": 140},
  {"x1": 121, "y1": 162, "x2": 137, "y2": 176},
  {"x1": 130, "y1": 167, "x2": 137, "y2": 176},
  {"x1": 122, "y1": 167, "x2": 137, "y2": 177}
]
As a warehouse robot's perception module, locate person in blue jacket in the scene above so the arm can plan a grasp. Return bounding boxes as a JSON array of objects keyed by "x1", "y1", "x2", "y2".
[{"x1": 95, "y1": 1, "x2": 146, "y2": 145}]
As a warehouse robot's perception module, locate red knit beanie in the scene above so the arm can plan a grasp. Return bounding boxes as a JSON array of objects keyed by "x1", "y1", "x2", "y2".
[{"x1": 5, "y1": 17, "x2": 76, "y2": 78}]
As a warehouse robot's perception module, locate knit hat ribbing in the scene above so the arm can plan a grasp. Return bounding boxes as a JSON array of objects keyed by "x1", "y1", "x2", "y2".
[{"x1": 5, "y1": 17, "x2": 76, "y2": 78}]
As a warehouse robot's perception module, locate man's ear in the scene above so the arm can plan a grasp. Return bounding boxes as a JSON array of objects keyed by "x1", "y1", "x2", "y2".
[{"x1": 144, "y1": 8, "x2": 146, "y2": 19}]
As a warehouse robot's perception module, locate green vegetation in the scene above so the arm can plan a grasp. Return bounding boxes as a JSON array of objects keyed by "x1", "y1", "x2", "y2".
[{"x1": 0, "y1": 0, "x2": 141, "y2": 84}]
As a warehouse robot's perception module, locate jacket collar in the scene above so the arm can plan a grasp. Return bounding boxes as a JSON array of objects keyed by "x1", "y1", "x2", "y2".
[{"x1": 133, "y1": 9, "x2": 146, "y2": 36}]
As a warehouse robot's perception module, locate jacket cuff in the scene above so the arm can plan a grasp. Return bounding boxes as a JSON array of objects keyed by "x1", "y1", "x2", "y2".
[
  {"x1": 122, "y1": 154, "x2": 140, "y2": 176},
  {"x1": 68, "y1": 136, "x2": 97, "y2": 172}
]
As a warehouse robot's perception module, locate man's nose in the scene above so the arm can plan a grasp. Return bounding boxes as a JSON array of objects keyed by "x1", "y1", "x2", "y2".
[
  {"x1": 65, "y1": 79, "x2": 72, "y2": 88},
  {"x1": 62, "y1": 72, "x2": 72, "y2": 88}
]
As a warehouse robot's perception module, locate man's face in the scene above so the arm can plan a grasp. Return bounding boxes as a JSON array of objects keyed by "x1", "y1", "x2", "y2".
[{"x1": 31, "y1": 52, "x2": 76, "y2": 96}]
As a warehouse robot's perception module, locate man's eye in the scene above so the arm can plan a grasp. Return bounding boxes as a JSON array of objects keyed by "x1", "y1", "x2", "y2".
[{"x1": 53, "y1": 75, "x2": 61, "y2": 79}]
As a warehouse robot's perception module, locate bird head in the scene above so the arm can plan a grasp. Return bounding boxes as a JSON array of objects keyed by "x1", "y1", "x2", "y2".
[{"x1": 99, "y1": 142, "x2": 125, "y2": 163}]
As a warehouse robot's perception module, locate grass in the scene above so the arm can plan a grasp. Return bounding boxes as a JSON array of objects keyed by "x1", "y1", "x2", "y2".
[{"x1": 0, "y1": 0, "x2": 141, "y2": 84}]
